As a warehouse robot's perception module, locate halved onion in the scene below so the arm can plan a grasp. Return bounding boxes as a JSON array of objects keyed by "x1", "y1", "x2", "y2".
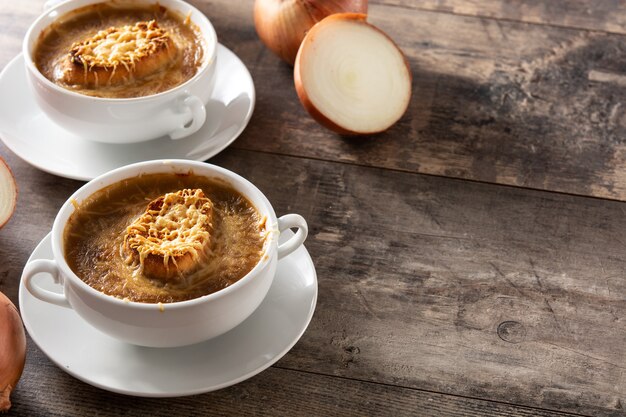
[
  {"x1": 0, "y1": 158, "x2": 16, "y2": 229},
  {"x1": 294, "y1": 13, "x2": 412, "y2": 135}
]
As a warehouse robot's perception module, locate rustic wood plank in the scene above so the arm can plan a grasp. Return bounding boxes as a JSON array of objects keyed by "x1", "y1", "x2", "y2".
[
  {"x1": 171, "y1": 0, "x2": 626, "y2": 201},
  {"x1": 9, "y1": 343, "x2": 579, "y2": 417},
  {"x1": 5, "y1": 1, "x2": 626, "y2": 200},
  {"x1": 198, "y1": 0, "x2": 626, "y2": 201},
  {"x1": 1, "y1": 1, "x2": 626, "y2": 414},
  {"x1": 0, "y1": 1, "x2": 39, "y2": 66},
  {"x1": 0, "y1": 146, "x2": 584, "y2": 417},
  {"x1": 3, "y1": 143, "x2": 626, "y2": 416},
  {"x1": 372, "y1": 0, "x2": 626, "y2": 35},
  {"x1": 215, "y1": 149, "x2": 626, "y2": 417}
]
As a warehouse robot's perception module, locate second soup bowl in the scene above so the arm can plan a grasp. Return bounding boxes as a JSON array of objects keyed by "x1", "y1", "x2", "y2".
[{"x1": 23, "y1": 0, "x2": 218, "y2": 143}]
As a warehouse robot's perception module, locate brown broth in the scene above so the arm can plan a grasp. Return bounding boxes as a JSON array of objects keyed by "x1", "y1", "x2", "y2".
[
  {"x1": 34, "y1": 2, "x2": 205, "y2": 98},
  {"x1": 63, "y1": 173, "x2": 267, "y2": 303}
]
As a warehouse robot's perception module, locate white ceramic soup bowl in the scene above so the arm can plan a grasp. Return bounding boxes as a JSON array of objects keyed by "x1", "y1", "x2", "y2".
[
  {"x1": 23, "y1": 0, "x2": 218, "y2": 143},
  {"x1": 22, "y1": 160, "x2": 308, "y2": 347}
]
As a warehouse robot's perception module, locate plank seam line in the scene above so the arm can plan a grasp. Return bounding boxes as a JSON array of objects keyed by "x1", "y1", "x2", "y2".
[
  {"x1": 229, "y1": 146, "x2": 626, "y2": 204},
  {"x1": 271, "y1": 364, "x2": 591, "y2": 417},
  {"x1": 368, "y1": 1, "x2": 624, "y2": 37}
]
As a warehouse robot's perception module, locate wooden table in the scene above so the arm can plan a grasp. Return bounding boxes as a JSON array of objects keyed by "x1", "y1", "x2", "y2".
[{"x1": 2, "y1": 1, "x2": 626, "y2": 415}]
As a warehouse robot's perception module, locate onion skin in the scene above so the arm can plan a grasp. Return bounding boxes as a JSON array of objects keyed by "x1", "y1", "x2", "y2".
[
  {"x1": 294, "y1": 13, "x2": 413, "y2": 135},
  {"x1": 254, "y1": 0, "x2": 368, "y2": 65},
  {"x1": 0, "y1": 291, "x2": 26, "y2": 412},
  {"x1": 0, "y1": 158, "x2": 16, "y2": 230}
]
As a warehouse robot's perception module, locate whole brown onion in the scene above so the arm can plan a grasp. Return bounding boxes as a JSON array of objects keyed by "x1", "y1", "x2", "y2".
[
  {"x1": 254, "y1": 0, "x2": 368, "y2": 65},
  {"x1": 0, "y1": 291, "x2": 26, "y2": 412}
]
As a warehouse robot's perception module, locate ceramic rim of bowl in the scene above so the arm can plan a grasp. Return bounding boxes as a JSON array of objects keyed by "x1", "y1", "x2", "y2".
[{"x1": 50, "y1": 159, "x2": 280, "y2": 310}]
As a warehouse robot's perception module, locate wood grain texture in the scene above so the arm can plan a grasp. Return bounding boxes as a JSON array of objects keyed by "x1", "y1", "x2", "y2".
[
  {"x1": 0, "y1": 145, "x2": 585, "y2": 417},
  {"x1": 373, "y1": 0, "x2": 626, "y2": 35},
  {"x1": 186, "y1": 0, "x2": 626, "y2": 201},
  {"x1": 5, "y1": 1, "x2": 626, "y2": 200},
  {"x1": 1, "y1": 1, "x2": 626, "y2": 416},
  {"x1": 4, "y1": 143, "x2": 626, "y2": 416},
  {"x1": 215, "y1": 149, "x2": 626, "y2": 417},
  {"x1": 8, "y1": 345, "x2": 579, "y2": 417}
]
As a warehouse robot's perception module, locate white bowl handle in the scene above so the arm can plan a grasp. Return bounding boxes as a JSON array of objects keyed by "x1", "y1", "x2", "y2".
[
  {"x1": 169, "y1": 95, "x2": 207, "y2": 140},
  {"x1": 23, "y1": 259, "x2": 71, "y2": 308},
  {"x1": 277, "y1": 214, "x2": 308, "y2": 260}
]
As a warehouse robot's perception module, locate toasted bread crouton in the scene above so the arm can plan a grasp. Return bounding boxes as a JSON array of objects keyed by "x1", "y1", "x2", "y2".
[
  {"x1": 124, "y1": 189, "x2": 213, "y2": 282},
  {"x1": 61, "y1": 20, "x2": 178, "y2": 88}
]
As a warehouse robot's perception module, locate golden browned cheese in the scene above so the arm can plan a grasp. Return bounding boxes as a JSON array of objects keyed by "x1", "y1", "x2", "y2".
[
  {"x1": 123, "y1": 188, "x2": 214, "y2": 282},
  {"x1": 34, "y1": 3, "x2": 205, "y2": 98},
  {"x1": 63, "y1": 174, "x2": 267, "y2": 304},
  {"x1": 63, "y1": 20, "x2": 179, "y2": 88}
]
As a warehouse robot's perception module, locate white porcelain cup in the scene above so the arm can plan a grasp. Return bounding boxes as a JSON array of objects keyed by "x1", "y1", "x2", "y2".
[
  {"x1": 22, "y1": 160, "x2": 308, "y2": 347},
  {"x1": 23, "y1": 0, "x2": 218, "y2": 144}
]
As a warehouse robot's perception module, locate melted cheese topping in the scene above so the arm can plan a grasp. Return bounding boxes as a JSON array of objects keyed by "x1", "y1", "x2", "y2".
[
  {"x1": 124, "y1": 189, "x2": 213, "y2": 267},
  {"x1": 69, "y1": 20, "x2": 172, "y2": 70}
]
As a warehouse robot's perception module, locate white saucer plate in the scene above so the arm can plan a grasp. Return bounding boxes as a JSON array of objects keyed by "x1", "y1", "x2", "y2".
[
  {"x1": 19, "y1": 232, "x2": 317, "y2": 397},
  {"x1": 0, "y1": 44, "x2": 255, "y2": 181}
]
